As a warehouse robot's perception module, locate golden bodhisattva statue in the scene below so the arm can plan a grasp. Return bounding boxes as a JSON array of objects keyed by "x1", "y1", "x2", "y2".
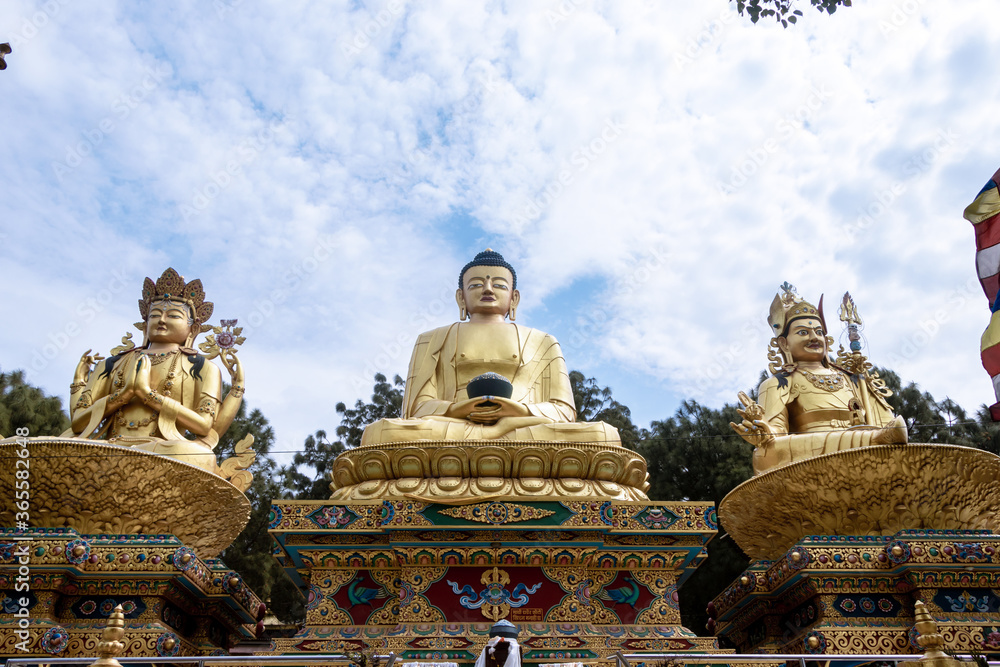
[
  {"x1": 62, "y1": 268, "x2": 255, "y2": 489},
  {"x1": 362, "y1": 249, "x2": 619, "y2": 445},
  {"x1": 730, "y1": 283, "x2": 907, "y2": 475}
]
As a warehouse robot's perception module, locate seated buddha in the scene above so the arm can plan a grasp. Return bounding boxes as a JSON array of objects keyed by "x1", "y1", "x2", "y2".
[
  {"x1": 730, "y1": 283, "x2": 907, "y2": 475},
  {"x1": 361, "y1": 249, "x2": 620, "y2": 446},
  {"x1": 62, "y1": 268, "x2": 250, "y2": 480}
]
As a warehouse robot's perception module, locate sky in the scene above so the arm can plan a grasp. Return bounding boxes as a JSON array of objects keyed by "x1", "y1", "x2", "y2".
[{"x1": 1, "y1": 0, "x2": 998, "y2": 459}]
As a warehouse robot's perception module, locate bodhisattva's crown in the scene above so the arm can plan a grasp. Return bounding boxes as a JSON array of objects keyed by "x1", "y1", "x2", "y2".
[
  {"x1": 134, "y1": 267, "x2": 214, "y2": 334},
  {"x1": 767, "y1": 281, "x2": 823, "y2": 336}
]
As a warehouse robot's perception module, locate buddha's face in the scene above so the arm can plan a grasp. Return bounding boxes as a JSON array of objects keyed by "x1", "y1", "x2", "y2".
[
  {"x1": 457, "y1": 266, "x2": 519, "y2": 318},
  {"x1": 146, "y1": 300, "x2": 194, "y2": 345},
  {"x1": 779, "y1": 317, "x2": 827, "y2": 362}
]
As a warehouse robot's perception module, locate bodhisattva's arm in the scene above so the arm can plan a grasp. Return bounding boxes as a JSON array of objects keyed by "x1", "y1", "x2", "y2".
[{"x1": 70, "y1": 353, "x2": 138, "y2": 435}]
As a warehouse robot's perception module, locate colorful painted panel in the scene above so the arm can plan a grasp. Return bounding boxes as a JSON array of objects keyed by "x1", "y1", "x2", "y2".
[
  {"x1": 935, "y1": 589, "x2": 1000, "y2": 613},
  {"x1": 425, "y1": 566, "x2": 558, "y2": 623},
  {"x1": 71, "y1": 596, "x2": 147, "y2": 619},
  {"x1": 594, "y1": 571, "x2": 656, "y2": 624},
  {"x1": 833, "y1": 595, "x2": 901, "y2": 618},
  {"x1": 327, "y1": 571, "x2": 396, "y2": 625}
]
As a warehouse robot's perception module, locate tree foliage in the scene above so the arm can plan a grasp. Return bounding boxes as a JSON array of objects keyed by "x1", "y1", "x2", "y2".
[
  {"x1": 733, "y1": 0, "x2": 850, "y2": 27},
  {"x1": 0, "y1": 369, "x2": 69, "y2": 437},
  {"x1": 639, "y1": 399, "x2": 754, "y2": 637},
  {"x1": 569, "y1": 371, "x2": 644, "y2": 449},
  {"x1": 877, "y1": 368, "x2": 994, "y2": 448},
  {"x1": 282, "y1": 374, "x2": 404, "y2": 500},
  {"x1": 217, "y1": 397, "x2": 305, "y2": 624}
]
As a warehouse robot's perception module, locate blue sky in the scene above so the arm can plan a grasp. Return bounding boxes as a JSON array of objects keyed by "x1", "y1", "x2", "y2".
[{"x1": 2, "y1": 0, "x2": 998, "y2": 456}]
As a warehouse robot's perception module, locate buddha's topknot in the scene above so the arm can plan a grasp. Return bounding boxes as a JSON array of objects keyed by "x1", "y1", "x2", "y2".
[{"x1": 458, "y1": 248, "x2": 517, "y2": 289}]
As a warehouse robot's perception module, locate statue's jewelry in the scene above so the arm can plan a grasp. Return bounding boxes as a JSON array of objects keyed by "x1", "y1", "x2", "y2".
[
  {"x1": 116, "y1": 410, "x2": 157, "y2": 431},
  {"x1": 159, "y1": 352, "x2": 180, "y2": 398},
  {"x1": 145, "y1": 349, "x2": 178, "y2": 366},
  {"x1": 198, "y1": 397, "x2": 218, "y2": 418},
  {"x1": 800, "y1": 369, "x2": 845, "y2": 392}
]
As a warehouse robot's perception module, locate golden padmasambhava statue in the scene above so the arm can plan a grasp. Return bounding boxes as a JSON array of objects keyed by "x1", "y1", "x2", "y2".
[
  {"x1": 730, "y1": 283, "x2": 907, "y2": 475},
  {"x1": 362, "y1": 249, "x2": 620, "y2": 445},
  {"x1": 62, "y1": 268, "x2": 254, "y2": 489}
]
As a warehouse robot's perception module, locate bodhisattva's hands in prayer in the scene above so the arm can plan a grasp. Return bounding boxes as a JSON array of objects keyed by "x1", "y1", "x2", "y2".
[
  {"x1": 445, "y1": 396, "x2": 532, "y2": 424},
  {"x1": 729, "y1": 391, "x2": 775, "y2": 449},
  {"x1": 133, "y1": 356, "x2": 153, "y2": 404}
]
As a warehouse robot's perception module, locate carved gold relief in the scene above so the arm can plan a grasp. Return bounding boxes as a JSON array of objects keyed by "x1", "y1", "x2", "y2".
[
  {"x1": 330, "y1": 440, "x2": 649, "y2": 501},
  {"x1": 438, "y1": 502, "x2": 555, "y2": 524},
  {"x1": 720, "y1": 445, "x2": 1000, "y2": 560},
  {"x1": 0, "y1": 439, "x2": 250, "y2": 556}
]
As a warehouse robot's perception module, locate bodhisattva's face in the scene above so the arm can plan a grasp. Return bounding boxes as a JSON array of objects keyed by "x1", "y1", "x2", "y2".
[
  {"x1": 779, "y1": 317, "x2": 827, "y2": 363},
  {"x1": 146, "y1": 300, "x2": 193, "y2": 345},
  {"x1": 457, "y1": 266, "x2": 519, "y2": 319}
]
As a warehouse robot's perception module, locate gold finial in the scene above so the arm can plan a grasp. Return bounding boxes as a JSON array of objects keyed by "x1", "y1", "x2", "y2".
[
  {"x1": 485, "y1": 247, "x2": 493, "y2": 252},
  {"x1": 90, "y1": 604, "x2": 126, "y2": 667},
  {"x1": 910, "y1": 600, "x2": 960, "y2": 667}
]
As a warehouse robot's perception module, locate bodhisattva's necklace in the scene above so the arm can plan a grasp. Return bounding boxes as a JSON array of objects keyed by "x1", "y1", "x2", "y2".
[
  {"x1": 800, "y1": 368, "x2": 845, "y2": 392},
  {"x1": 145, "y1": 349, "x2": 179, "y2": 366}
]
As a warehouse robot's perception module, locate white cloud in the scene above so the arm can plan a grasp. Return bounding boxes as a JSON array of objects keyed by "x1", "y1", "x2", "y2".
[{"x1": 2, "y1": 0, "x2": 998, "y2": 458}]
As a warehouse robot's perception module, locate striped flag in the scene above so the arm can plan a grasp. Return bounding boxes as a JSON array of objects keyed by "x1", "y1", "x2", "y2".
[{"x1": 963, "y1": 166, "x2": 1000, "y2": 420}]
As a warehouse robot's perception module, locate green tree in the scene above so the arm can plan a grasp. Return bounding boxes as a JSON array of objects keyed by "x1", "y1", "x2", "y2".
[
  {"x1": 0, "y1": 369, "x2": 69, "y2": 437},
  {"x1": 217, "y1": 399, "x2": 304, "y2": 624},
  {"x1": 569, "y1": 370, "x2": 644, "y2": 449},
  {"x1": 733, "y1": 0, "x2": 850, "y2": 27},
  {"x1": 334, "y1": 373, "x2": 404, "y2": 449},
  {"x1": 282, "y1": 429, "x2": 347, "y2": 500},
  {"x1": 283, "y1": 374, "x2": 404, "y2": 501},
  {"x1": 639, "y1": 399, "x2": 754, "y2": 638},
  {"x1": 877, "y1": 368, "x2": 991, "y2": 448}
]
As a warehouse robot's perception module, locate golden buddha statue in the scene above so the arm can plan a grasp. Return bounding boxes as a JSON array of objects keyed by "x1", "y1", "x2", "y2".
[
  {"x1": 730, "y1": 283, "x2": 907, "y2": 475},
  {"x1": 361, "y1": 249, "x2": 620, "y2": 445},
  {"x1": 62, "y1": 268, "x2": 254, "y2": 487}
]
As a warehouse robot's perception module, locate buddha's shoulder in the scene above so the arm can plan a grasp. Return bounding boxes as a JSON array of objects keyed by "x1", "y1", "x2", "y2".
[{"x1": 414, "y1": 324, "x2": 459, "y2": 346}]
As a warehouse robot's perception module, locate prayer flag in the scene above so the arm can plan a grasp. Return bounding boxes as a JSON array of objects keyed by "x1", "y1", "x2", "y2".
[{"x1": 964, "y1": 167, "x2": 1000, "y2": 419}]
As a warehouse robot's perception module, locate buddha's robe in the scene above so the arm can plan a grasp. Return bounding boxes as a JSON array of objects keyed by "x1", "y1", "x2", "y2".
[
  {"x1": 361, "y1": 323, "x2": 620, "y2": 445},
  {"x1": 752, "y1": 365, "x2": 905, "y2": 475},
  {"x1": 62, "y1": 349, "x2": 221, "y2": 471}
]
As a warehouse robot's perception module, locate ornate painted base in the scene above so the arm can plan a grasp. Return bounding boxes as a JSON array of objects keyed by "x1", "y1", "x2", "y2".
[
  {"x1": 269, "y1": 498, "x2": 718, "y2": 662},
  {"x1": 709, "y1": 530, "x2": 1000, "y2": 656},
  {"x1": 0, "y1": 527, "x2": 263, "y2": 658}
]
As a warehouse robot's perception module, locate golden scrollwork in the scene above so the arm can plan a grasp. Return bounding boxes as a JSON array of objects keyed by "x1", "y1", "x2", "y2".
[
  {"x1": 542, "y1": 568, "x2": 618, "y2": 623},
  {"x1": 631, "y1": 570, "x2": 681, "y2": 625},
  {"x1": 438, "y1": 502, "x2": 556, "y2": 524}
]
